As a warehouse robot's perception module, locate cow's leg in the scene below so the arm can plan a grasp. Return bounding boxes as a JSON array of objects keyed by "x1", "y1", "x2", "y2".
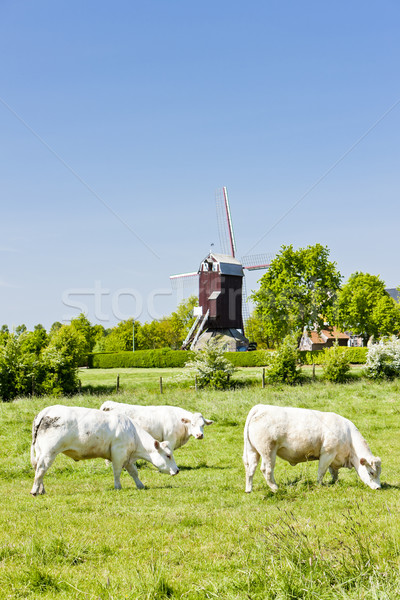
[
  {"x1": 124, "y1": 460, "x2": 145, "y2": 490},
  {"x1": 260, "y1": 446, "x2": 278, "y2": 492},
  {"x1": 30, "y1": 453, "x2": 56, "y2": 496},
  {"x1": 329, "y1": 466, "x2": 339, "y2": 483},
  {"x1": 243, "y1": 444, "x2": 260, "y2": 493},
  {"x1": 317, "y1": 451, "x2": 336, "y2": 484}
]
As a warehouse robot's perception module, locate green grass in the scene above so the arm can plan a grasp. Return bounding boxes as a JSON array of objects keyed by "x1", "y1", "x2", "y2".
[{"x1": 1, "y1": 373, "x2": 400, "y2": 598}]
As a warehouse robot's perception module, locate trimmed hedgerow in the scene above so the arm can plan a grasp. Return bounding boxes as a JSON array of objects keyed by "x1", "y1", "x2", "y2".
[
  {"x1": 89, "y1": 349, "x2": 273, "y2": 369},
  {"x1": 89, "y1": 348, "x2": 194, "y2": 369},
  {"x1": 224, "y1": 350, "x2": 272, "y2": 367},
  {"x1": 299, "y1": 347, "x2": 367, "y2": 365}
]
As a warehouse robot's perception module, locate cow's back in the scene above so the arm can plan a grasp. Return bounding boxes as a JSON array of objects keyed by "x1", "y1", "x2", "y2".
[
  {"x1": 247, "y1": 405, "x2": 350, "y2": 465},
  {"x1": 34, "y1": 406, "x2": 138, "y2": 461}
]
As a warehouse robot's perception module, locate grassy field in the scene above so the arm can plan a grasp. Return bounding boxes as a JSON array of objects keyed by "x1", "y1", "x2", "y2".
[{"x1": 1, "y1": 370, "x2": 400, "y2": 599}]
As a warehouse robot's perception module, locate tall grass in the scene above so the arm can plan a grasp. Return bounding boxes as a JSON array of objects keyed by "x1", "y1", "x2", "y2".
[{"x1": 0, "y1": 377, "x2": 400, "y2": 598}]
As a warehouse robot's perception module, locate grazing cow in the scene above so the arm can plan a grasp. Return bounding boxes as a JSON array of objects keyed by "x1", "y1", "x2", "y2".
[
  {"x1": 243, "y1": 404, "x2": 381, "y2": 493},
  {"x1": 100, "y1": 400, "x2": 213, "y2": 450},
  {"x1": 30, "y1": 405, "x2": 179, "y2": 496}
]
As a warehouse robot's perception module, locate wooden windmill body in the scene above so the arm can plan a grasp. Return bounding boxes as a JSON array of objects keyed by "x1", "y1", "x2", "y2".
[{"x1": 170, "y1": 188, "x2": 273, "y2": 351}]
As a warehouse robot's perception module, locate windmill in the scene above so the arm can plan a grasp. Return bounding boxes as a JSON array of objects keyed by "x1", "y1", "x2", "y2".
[{"x1": 170, "y1": 187, "x2": 273, "y2": 351}]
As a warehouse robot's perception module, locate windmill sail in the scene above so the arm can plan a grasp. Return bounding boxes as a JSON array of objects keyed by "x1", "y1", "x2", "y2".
[{"x1": 216, "y1": 187, "x2": 236, "y2": 257}]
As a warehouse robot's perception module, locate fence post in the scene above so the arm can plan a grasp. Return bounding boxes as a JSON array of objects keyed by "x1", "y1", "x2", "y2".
[
  {"x1": 116, "y1": 374, "x2": 120, "y2": 392},
  {"x1": 262, "y1": 368, "x2": 265, "y2": 389},
  {"x1": 32, "y1": 375, "x2": 35, "y2": 397},
  {"x1": 312, "y1": 363, "x2": 316, "y2": 380},
  {"x1": 160, "y1": 376, "x2": 163, "y2": 394},
  {"x1": 195, "y1": 375, "x2": 198, "y2": 391}
]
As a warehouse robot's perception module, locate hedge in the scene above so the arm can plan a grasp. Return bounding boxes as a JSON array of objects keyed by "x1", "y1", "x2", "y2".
[
  {"x1": 88, "y1": 348, "x2": 272, "y2": 369},
  {"x1": 299, "y1": 347, "x2": 368, "y2": 365},
  {"x1": 88, "y1": 346, "x2": 368, "y2": 369},
  {"x1": 88, "y1": 349, "x2": 194, "y2": 369},
  {"x1": 224, "y1": 350, "x2": 272, "y2": 367}
]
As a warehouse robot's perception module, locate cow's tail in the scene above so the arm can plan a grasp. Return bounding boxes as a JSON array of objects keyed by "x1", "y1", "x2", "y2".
[
  {"x1": 30, "y1": 413, "x2": 44, "y2": 469},
  {"x1": 243, "y1": 405, "x2": 261, "y2": 466}
]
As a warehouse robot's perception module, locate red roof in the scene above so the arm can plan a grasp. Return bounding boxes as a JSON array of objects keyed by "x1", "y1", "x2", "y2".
[{"x1": 309, "y1": 328, "x2": 349, "y2": 344}]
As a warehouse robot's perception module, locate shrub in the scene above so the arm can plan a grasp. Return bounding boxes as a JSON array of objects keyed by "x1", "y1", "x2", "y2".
[
  {"x1": 321, "y1": 343, "x2": 351, "y2": 383},
  {"x1": 365, "y1": 336, "x2": 400, "y2": 380},
  {"x1": 186, "y1": 339, "x2": 236, "y2": 389},
  {"x1": 264, "y1": 336, "x2": 301, "y2": 385}
]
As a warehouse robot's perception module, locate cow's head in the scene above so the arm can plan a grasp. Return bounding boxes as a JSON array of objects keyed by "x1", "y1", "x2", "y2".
[
  {"x1": 181, "y1": 413, "x2": 214, "y2": 440},
  {"x1": 359, "y1": 456, "x2": 381, "y2": 489},
  {"x1": 153, "y1": 440, "x2": 179, "y2": 476}
]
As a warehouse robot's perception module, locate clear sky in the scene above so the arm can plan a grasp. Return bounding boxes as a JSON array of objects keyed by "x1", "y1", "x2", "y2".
[{"x1": 1, "y1": 1, "x2": 399, "y2": 330}]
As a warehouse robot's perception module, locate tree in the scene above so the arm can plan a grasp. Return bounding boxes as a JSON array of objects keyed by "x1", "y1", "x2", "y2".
[
  {"x1": 335, "y1": 272, "x2": 400, "y2": 345},
  {"x1": 244, "y1": 311, "x2": 274, "y2": 349},
  {"x1": 186, "y1": 337, "x2": 236, "y2": 389},
  {"x1": 251, "y1": 244, "x2": 342, "y2": 346},
  {"x1": 41, "y1": 325, "x2": 87, "y2": 395},
  {"x1": 70, "y1": 313, "x2": 105, "y2": 355}
]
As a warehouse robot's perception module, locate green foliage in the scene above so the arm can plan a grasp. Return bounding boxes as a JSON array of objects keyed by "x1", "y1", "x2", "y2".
[
  {"x1": 186, "y1": 338, "x2": 236, "y2": 389},
  {"x1": 365, "y1": 336, "x2": 400, "y2": 380},
  {"x1": 0, "y1": 324, "x2": 87, "y2": 401},
  {"x1": 90, "y1": 348, "x2": 193, "y2": 368},
  {"x1": 299, "y1": 346, "x2": 368, "y2": 365},
  {"x1": 96, "y1": 297, "x2": 199, "y2": 353},
  {"x1": 89, "y1": 348, "x2": 271, "y2": 369},
  {"x1": 251, "y1": 244, "x2": 342, "y2": 346},
  {"x1": 70, "y1": 313, "x2": 105, "y2": 355},
  {"x1": 321, "y1": 343, "x2": 351, "y2": 383},
  {"x1": 264, "y1": 335, "x2": 301, "y2": 384},
  {"x1": 244, "y1": 311, "x2": 275, "y2": 348},
  {"x1": 224, "y1": 350, "x2": 272, "y2": 367},
  {"x1": 335, "y1": 272, "x2": 400, "y2": 344},
  {"x1": 0, "y1": 334, "x2": 38, "y2": 401}
]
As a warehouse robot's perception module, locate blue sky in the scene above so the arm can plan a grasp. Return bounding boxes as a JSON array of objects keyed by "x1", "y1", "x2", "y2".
[{"x1": 1, "y1": 1, "x2": 399, "y2": 330}]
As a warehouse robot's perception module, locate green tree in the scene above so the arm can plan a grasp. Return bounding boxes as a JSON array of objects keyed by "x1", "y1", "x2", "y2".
[
  {"x1": 101, "y1": 319, "x2": 137, "y2": 352},
  {"x1": 70, "y1": 313, "x2": 106, "y2": 356},
  {"x1": 21, "y1": 324, "x2": 48, "y2": 356},
  {"x1": 0, "y1": 325, "x2": 9, "y2": 347},
  {"x1": 335, "y1": 272, "x2": 400, "y2": 345},
  {"x1": 41, "y1": 325, "x2": 87, "y2": 395},
  {"x1": 244, "y1": 311, "x2": 274, "y2": 349},
  {"x1": 186, "y1": 337, "x2": 236, "y2": 389},
  {"x1": 251, "y1": 244, "x2": 342, "y2": 346}
]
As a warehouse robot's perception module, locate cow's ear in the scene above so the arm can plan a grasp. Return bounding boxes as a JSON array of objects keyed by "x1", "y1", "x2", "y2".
[
  {"x1": 154, "y1": 440, "x2": 160, "y2": 450},
  {"x1": 205, "y1": 419, "x2": 214, "y2": 426},
  {"x1": 360, "y1": 458, "x2": 367, "y2": 466},
  {"x1": 181, "y1": 417, "x2": 190, "y2": 424}
]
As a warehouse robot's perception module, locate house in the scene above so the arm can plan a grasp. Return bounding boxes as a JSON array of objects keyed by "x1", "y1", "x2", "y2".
[{"x1": 299, "y1": 327, "x2": 350, "y2": 351}]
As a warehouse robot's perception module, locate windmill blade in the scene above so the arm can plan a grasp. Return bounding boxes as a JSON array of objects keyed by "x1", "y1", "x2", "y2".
[
  {"x1": 169, "y1": 272, "x2": 198, "y2": 290},
  {"x1": 241, "y1": 253, "x2": 274, "y2": 271},
  {"x1": 216, "y1": 187, "x2": 236, "y2": 257}
]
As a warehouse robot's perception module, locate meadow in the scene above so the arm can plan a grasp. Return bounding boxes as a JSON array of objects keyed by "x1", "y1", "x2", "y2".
[{"x1": 0, "y1": 368, "x2": 400, "y2": 599}]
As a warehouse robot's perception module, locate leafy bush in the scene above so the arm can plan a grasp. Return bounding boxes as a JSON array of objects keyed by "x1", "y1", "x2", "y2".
[
  {"x1": 321, "y1": 343, "x2": 351, "y2": 383},
  {"x1": 264, "y1": 336, "x2": 301, "y2": 385},
  {"x1": 365, "y1": 336, "x2": 400, "y2": 379},
  {"x1": 186, "y1": 339, "x2": 236, "y2": 389},
  {"x1": 0, "y1": 326, "x2": 86, "y2": 401}
]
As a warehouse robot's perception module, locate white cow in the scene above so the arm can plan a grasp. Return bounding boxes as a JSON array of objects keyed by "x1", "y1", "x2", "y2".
[
  {"x1": 100, "y1": 401, "x2": 213, "y2": 450},
  {"x1": 30, "y1": 405, "x2": 179, "y2": 496},
  {"x1": 243, "y1": 404, "x2": 381, "y2": 493}
]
